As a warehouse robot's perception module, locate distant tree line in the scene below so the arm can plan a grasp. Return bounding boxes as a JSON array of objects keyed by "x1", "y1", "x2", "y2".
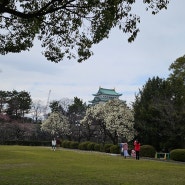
[
  {"x1": 0, "y1": 55, "x2": 185, "y2": 151},
  {"x1": 42, "y1": 98, "x2": 134, "y2": 145}
]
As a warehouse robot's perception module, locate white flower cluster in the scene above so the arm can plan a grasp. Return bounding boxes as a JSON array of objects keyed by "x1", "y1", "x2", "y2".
[
  {"x1": 81, "y1": 99, "x2": 135, "y2": 142},
  {"x1": 41, "y1": 112, "x2": 71, "y2": 136}
]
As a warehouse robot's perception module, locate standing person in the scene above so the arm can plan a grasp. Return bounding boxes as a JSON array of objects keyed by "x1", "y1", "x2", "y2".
[
  {"x1": 56, "y1": 138, "x2": 61, "y2": 149},
  {"x1": 123, "y1": 143, "x2": 129, "y2": 159},
  {"x1": 52, "y1": 138, "x2": 56, "y2": 151},
  {"x1": 134, "y1": 140, "x2": 140, "y2": 160}
]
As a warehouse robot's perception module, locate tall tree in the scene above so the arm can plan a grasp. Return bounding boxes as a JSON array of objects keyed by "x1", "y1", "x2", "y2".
[
  {"x1": 49, "y1": 100, "x2": 64, "y2": 114},
  {"x1": 17, "y1": 91, "x2": 32, "y2": 119},
  {"x1": 81, "y1": 99, "x2": 134, "y2": 144},
  {"x1": 41, "y1": 112, "x2": 71, "y2": 138},
  {"x1": 104, "y1": 99, "x2": 134, "y2": 144},
  {"x1": 0, "y1": 0, "x2": 170, "y2": 63},
  {"x1": 133, "y1": 76, "x2": 185, "y2": 151},
  {"x1": 0, "y1": 90, "x2": 7, "y2": 113},
  {"x1": 68, "y1": 97, "x2": 87, "y2": 142},
  {"x1": 134, "y1": 77, "x2": 169, "y2": 150},
  {"x1": 6, "y1": 90, "x2": 19, "y2": 117},
  {"x1": 81, "y1": 103, "x2": 105, "y2": 142},
  {"x1": 167, "y1": 55, "x2": 185, "y2": 149},
  {"x1": 68, "y1": 97, "x2": 87, "y2": 114},
  {"x1": 49, "y1": 98, "x2": 73, "y2": 115},
  {"x1": 6, "y1": 90, "x2": 32, "y2": 120},
  {"x1": 168, "y1": 55, "x2": 185, "y2": 81}
]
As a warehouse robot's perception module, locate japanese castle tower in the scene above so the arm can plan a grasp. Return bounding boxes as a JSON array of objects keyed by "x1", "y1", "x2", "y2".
[{"x1": 89, "y1": 87, "x2": 122, "y2": 105}]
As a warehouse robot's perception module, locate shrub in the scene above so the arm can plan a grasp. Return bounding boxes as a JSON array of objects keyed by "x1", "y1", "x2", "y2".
[
  {"x1": 87, "y1": 142, "x2": 96, "y2": 151},
  {"x1": 78, "y1": 141, "x2": 91, "y2": 150},
  {"x1": 104, "y1": 144, "x2": 114, "y2": 153},
  {"x1": 110, "y1": 145, "x2": 120, "y2": 154},
  {"x1": 99, "y1": 144, "x2": 105, "y2": 152},
  {"x1": 62, "y1": 140, "x2": 71, "y2": 148},
  {"x1": 170, "y1": 149, "x2": 185, "y2": 162},
  {"x1": 99, "y1": 144, "x2": 104, "y2": 152},
  {"x1": 69, "y1": 141, "x2": 79, "y2": 149},
  {"x1": 94, "y1": 143, "x2": 101, "y2": 151},
  {"x1": 140, "y1": 145, "x2": 156, "y2": 158}
]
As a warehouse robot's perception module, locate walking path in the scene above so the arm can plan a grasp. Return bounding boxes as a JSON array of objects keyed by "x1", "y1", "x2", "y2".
[{"x1": 54, "y1": 147, "x2": 185, "y2": 165}]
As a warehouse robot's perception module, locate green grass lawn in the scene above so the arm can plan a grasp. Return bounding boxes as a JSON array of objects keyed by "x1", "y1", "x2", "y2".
[{"x1": 0, "y1": 145, "x2": 185, "y2": 185}]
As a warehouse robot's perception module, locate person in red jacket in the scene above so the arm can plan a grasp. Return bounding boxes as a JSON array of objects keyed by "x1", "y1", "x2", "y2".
[{"x1": 134, "y1": 140, "x2": 140, "y2": 160}]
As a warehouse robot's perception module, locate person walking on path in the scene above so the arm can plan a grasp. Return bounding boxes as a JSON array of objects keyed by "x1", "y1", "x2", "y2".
[
  {"x1": 134, "y1": 140, "x2": 140, "y2": 160},
  {"x1": 52, "y1": 138, "x2": 56, "y2": 151}
]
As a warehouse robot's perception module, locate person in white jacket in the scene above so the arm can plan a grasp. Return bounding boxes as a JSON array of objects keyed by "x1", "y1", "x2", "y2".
[{"x1": 52, "y1": 138, "x2": 56, "y2": 151}]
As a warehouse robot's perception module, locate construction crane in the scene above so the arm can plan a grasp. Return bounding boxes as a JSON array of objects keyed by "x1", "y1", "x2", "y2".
[{"x1": 44, "y1": 90, "x2": 51, "y2": 118}]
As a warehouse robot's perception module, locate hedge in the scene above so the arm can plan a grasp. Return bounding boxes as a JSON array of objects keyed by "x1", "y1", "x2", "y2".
[
  {"x1": 140, "y1": 145, "x2": 156, "y2": 158},
  {"x1": 170, "y1": 149, "x2": 185, "y2": 162}
]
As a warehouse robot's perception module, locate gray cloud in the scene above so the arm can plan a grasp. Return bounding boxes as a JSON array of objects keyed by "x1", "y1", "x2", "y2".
[{"x1": 0, "y1": 0, "x2": 185, "y2": 105}]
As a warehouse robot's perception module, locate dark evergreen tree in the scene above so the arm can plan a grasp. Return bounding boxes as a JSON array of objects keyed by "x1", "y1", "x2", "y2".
[
  {"x1": 6, "y1": 90, "x2": 32, "y2": 121},
  {"x1": 49, "y1": 100, "x2": 65, "y2": 114},
  {"x1": 133, "y1": 76, "x2": 185, "y2": 151},
  {"x1": 68, "y1": 97, "x2": 87, "y2": 142},
  {"x1": 0, "y1": 90, "x2": 8, "y2": 113}
]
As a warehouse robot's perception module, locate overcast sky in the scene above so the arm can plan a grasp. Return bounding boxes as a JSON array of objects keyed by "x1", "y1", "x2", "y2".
[{"x1": 1, "y1": 1, "x2": 185, "y2": 106}]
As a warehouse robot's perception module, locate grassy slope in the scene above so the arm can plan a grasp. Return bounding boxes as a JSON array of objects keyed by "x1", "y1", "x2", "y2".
[{"x1": 0, "y1": 145, "x2": 185, "y2": 185}]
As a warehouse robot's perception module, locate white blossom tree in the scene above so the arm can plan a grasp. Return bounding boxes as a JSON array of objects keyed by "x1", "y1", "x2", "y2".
[
  {"x1": 41, "y1": 112, "x2": 71, "y2": 138},
  {"x1": 103, "y1": 99, "x2": 135, "y2": 144},
  {"x1": 81, "y1": 103, "x2": 105, "y2": 141},
  {"x1": 81, "y1": 99, "x2": 135, "y2": 144}
]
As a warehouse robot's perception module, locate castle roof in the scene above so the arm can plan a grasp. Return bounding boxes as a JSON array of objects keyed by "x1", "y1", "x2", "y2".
[
  {"x1": 93, "y1": 87, "x2": 122, "y2": 97},
  {"x1": 89, "y1": 87, "x2": 122, "y2": 104}
]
